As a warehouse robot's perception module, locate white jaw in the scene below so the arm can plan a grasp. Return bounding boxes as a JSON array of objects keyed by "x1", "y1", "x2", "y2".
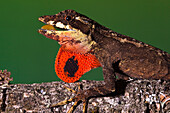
[
  {"x1": 46, "y1": 21, "x2": 74, "y2": 31},
  {"x1": 55, "y1": 22, "x2": 71, "y2": 29}
]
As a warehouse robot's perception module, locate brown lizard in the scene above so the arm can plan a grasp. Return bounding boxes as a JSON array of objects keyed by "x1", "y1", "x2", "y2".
[{"x1": 38, "y1": 9, "x2": 170, "y2": 113}]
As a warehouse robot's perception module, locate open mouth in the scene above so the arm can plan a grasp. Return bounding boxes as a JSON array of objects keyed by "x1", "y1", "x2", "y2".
[
  {"x1": 38, "y1": 16, "x2": 77, "y2": 42},
  {"x1": 39, "y1": 24, "x2": 73, "y2": 32}
]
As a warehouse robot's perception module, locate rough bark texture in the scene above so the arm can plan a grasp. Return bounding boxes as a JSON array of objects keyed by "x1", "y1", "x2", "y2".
[{"x1": 0, "y1": 70, "x2": 169, "y2": 113}]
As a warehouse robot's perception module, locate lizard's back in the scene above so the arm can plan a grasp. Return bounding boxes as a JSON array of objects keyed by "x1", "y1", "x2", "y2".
[
  {"x1": 118, "y1": 40, "x2": 170, "y2": 80},
  {"x1": 93, "y1": 25, "x2": 170, "y2": 80}
]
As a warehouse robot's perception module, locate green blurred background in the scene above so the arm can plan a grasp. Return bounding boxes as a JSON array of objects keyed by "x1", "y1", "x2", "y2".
[{"x1": 0, "y1": 0, "x2": 169, "y2": 84}]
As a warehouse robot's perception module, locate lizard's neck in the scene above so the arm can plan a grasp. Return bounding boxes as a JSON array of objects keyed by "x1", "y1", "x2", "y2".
[
  {"x1": 91, "y1": 22, "x2": 118, "y2": 44},
  {"x1": 91, "y1": 22, "x2": 135, "y2": 45}
]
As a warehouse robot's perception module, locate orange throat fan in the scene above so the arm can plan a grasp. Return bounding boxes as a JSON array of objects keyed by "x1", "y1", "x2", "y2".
[{"x1": 55, "y1": 47, "x2": 101, "y2": 83}]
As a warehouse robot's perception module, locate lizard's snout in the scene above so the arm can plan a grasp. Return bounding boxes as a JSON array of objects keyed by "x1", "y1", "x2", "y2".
[{"x1": 38, "y1": 14, "x2": 57, "y2": 24}]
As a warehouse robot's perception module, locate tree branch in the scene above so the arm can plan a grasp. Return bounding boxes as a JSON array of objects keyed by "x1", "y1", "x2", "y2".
[{"x1": 0, "y1": 70, "x2": 169, "y2": 113}]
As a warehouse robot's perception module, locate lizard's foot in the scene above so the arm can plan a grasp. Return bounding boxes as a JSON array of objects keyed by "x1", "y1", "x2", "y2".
[
  {"x1": 50, "y1": 84, "x2": 88, "y2": 113},
  {"x1": 50, "y1": 81, "x2": 115, "y2": 113}
]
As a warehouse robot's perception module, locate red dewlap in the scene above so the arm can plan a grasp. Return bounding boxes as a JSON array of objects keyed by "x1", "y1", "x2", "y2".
[{"x1": 55, "y1": 47, "x2": 101, "y2": 83}]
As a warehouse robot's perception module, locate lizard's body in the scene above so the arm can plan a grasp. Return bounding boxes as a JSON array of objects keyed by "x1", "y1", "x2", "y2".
[
  {"x1": 38, "y1": 9, "x2": 170, "y2": 113},
  {"x1": 91, "y1": 22, "x2": 169, "y2": 80}
]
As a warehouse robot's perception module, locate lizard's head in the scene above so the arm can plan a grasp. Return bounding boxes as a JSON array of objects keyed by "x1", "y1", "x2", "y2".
[{"x1": 38, "y1": 9, "x2": 96, "y2": 54}]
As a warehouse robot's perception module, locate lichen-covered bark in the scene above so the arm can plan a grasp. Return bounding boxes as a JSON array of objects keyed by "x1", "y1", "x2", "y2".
[
  {"x1": 0, "y1": 70, "x2": 169, "y2": 113},
  {"x1": 0, "y1": 80, "x2": 169, "y2": 112}
]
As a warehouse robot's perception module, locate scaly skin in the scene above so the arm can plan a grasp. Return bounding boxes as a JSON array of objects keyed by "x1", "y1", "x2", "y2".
[{"x1": 38, "y1": 9, "x2": 170, "y2": 113}]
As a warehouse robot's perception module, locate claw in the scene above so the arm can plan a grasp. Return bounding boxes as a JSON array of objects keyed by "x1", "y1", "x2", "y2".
[
  {"x1": 67, "y1": 99, "x2": 87, "y2": 113},
  {"x1": 83, "y1": 100, "x2": 87, "y2": 113},
  {"x1": 64, "y1": 86, "x2": 77, "y2": 94},
  {"x1": 77, "y1": 83, "x2": 82, "y2": 91},
  {"x1": 64, "y1": 83, "x2": 82, "y2": 94},
  {"x1": 50, "y1": 97, "x2": 75, "y2": 107},
  {"x1": 67, "y1": 101, "x2": 79, "y2": 113}
]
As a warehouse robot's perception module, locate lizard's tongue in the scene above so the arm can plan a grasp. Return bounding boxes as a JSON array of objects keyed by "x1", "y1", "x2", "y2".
[{"x1": 41, "y1": 25, "x2": 57, "y2": 31}]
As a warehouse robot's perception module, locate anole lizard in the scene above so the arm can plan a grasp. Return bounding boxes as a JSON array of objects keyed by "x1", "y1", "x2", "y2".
[{"x1": 38, "y1": 9, "x2": 170, "y2": 113}]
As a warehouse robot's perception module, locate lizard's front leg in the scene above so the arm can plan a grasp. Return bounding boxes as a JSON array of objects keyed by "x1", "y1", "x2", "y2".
[{"x1": 51, "y1": 67, "x2": 116, "y2": 113}]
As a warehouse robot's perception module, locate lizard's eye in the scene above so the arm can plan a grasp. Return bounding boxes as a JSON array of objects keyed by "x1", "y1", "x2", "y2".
[{"x1": 65, "y1": 16, "x2": 72, "y2": 21}]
